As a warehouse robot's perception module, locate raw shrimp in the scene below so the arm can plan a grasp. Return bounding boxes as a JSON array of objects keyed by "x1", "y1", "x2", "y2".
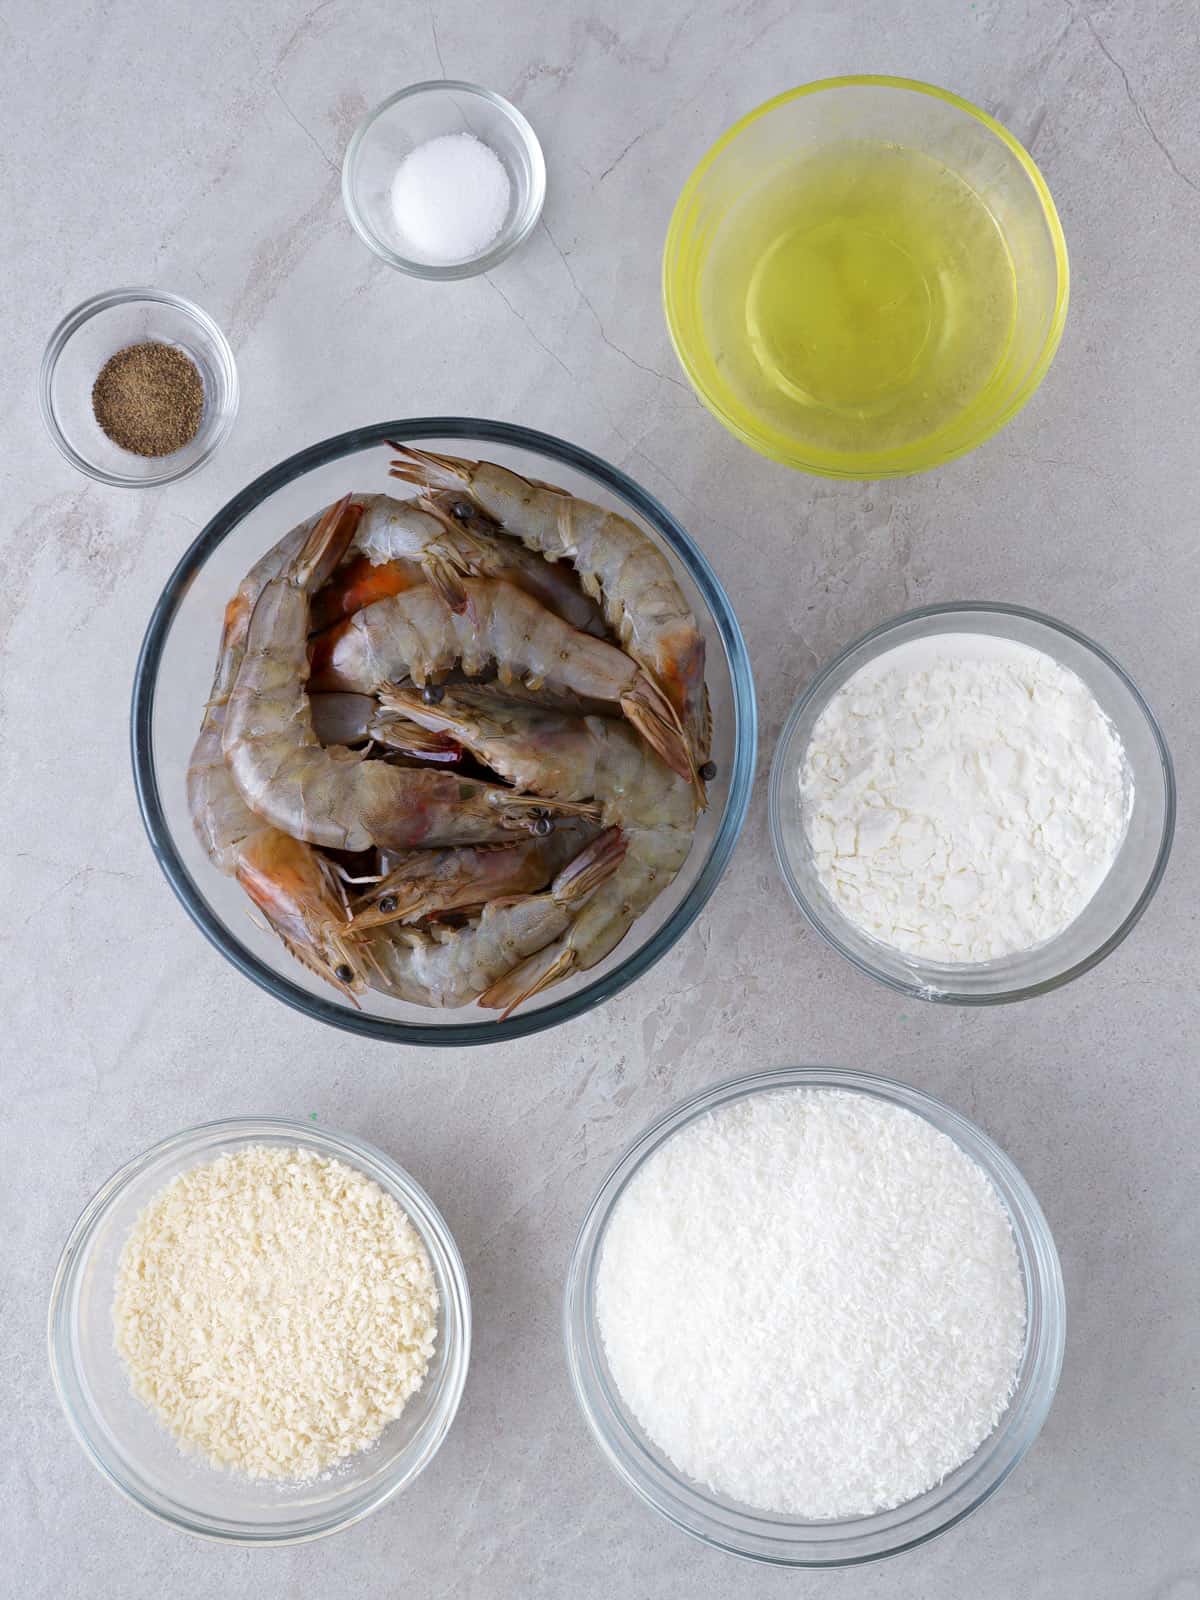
[
  {"x1": 187, "y1": 497, "x2": 370, "y2": 997},
  {"x1": 348, "y1": 824, "x2": 592, "y2": 931},
  {"x1": 351, "y1": 491, "x2": 608, "y2": 635},
  {"x1": 363, "y1": 828, "x2": 625, "y2": 1007},
  {"x1": 482, "y1": 757, "x2": 694, "y2": 1014},
  {"x1": 375, "y1": 685, "x2": 698, "y2": 1014},
  {"x1": 308, "y1": 577, "x2": 694, "y2": 785},
  {"x1": 376, "y1": 683, "x2": 601, "y2": 795},
  {"x1": 309, "y1": 493, "x2": 606, "y2": 635},
  {"x1": 388, "y1": 446, "x2": 709, "y2": 780},
  {"x1": 222, "y1": 509, "x2": 588, "y2": 852}
]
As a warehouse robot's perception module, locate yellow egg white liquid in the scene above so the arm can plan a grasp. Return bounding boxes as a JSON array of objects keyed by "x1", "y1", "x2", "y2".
[{"x1": 702, "y1": 142, "x2": 1017, "y2": 457}]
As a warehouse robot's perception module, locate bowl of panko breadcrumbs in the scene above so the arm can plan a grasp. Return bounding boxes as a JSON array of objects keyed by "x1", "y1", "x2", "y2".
[{"x1": 47, "y1": 1118, "x2": 469, "y2": 1544}]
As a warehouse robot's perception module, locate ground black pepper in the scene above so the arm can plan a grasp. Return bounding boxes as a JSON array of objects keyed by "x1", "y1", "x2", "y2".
[{"x1": 91, "y1": 341, "x2": 204, "y2": 457}]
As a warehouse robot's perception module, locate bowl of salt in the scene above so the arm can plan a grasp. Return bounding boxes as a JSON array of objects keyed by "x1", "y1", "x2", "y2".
[{"x1": 342, "y1": 81, "x2": 545, "y2": 279}]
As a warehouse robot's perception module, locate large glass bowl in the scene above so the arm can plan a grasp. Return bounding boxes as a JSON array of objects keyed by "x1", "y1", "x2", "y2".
[
  {"x1": 47, "y1": 1117, "x2": 470, "y2": 1545},
  {"x1": 131, "y1": 420, "x2": 756, "y2": 1043},
  {"x1": 663, "y1": 77, "x2": 1069, "y2": 477},
  {"x1": 564, "y1": 1067, "x2": 1066, "y2": 1566},
  {"x1": 769, "y1": 603, "x2": 1175, "y2": 1003}
]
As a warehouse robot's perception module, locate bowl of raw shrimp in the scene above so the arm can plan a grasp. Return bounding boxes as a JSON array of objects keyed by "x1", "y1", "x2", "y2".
[{"x1": 132, "y1": 420, "x2": 756, "y2": 1044}]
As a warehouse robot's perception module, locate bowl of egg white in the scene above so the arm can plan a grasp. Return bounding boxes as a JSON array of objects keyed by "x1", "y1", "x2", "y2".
[{"x1": 769, "y1": 602, "x2": 1175, "y2": 1003}]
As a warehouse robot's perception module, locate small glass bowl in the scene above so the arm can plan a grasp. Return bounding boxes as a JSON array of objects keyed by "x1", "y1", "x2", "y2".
[
  {"x1": 40, "y1": 288, "x2": 238, "y2": 486},
  {"x1": 48, "y1": 1117, "x2": 470, "y2": 1545},
  {"x1": 769, "y1": 603, "x2": 1176, "y2": 1004},
  {"x1": 564, "y1": 1066, "x2": 1066, "y2": 1567},
  {"x1": 342, "y1": 82, "x2": 545, "y2": 278}
]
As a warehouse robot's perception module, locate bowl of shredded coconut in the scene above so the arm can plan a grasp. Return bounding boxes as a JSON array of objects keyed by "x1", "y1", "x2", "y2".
[
  {"x1": 48, "y1": 1118, "x2": 470, "y2": 1543},
  {"x1": 564, "y1": 1067, "x2": 1066, "y2": 1566},
  {"x1": 769, "y1": 602, "x2": 1175, "y2": 1003}
]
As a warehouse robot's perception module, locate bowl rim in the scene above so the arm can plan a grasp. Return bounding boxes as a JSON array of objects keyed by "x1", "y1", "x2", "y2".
[
  {"x1": 662, "y1": 74, "x2": 1071, "y2": 479},
  {"x1": 341, "y1": 80, "x2": 547, "y2": 278},
  {"x1": 563, "y1": 1065, "x2": 1067, "y2": 1567},
  {"x1": 768, "y1": 601, "x2": 1176, "y2": 1004},
  {"x1": 38, "y1": 286, "x2": 240, "y2": 487},
  {"x1": 47, "y1": 1115, "x2": 472, "y2": 1545},
  {"x1": 130, "y1": 417, "x2": 757, "y2": 1044}
]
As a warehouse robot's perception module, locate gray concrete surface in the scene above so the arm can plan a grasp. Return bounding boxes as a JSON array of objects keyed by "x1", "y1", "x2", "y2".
[{"x1": 2, "y1": 1, "x2": 1197, "y2": 1595}]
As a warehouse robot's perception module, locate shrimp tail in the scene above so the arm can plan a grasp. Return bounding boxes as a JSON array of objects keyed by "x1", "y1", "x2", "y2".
[
  {"x1": 553, "y1": 825, "x2": 627, "y2": 901},
  {"x1": 368, "y1": 710, "x2": 464, "y2": 761},
  {"x1": 387, "y1": 443, "x2": 470, "y2": 493},
  {"x1": 422, "y1": 549, "x2": 474, "y2": 617},
  {"x1": 478, "y1": 827, "x2": 626, "y2": 1017},
  {"x1": 621, "y1": 673, "x2": 707, "y2": 807},
  {"x1": 296, "y1": 493, "x2": 364, "y2": 587},
  {"x1": 413, "y1": 496, "x2": 502, "y2": 619},
  {"x1": 481, "y1": 943, "x2": 577, "y2": 1020}
]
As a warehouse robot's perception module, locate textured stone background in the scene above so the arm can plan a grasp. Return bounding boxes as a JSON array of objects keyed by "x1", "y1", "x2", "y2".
[{"x1": 2, "y1": 1, "x2": 1196, "y2": 1595}]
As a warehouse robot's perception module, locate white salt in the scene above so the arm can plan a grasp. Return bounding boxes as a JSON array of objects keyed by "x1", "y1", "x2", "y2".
[
  {"x1": 390, "y1": 133, "x2": 512, "y2": 264},
  {"x1": 596, "y1": 1087, "x2": 1027, "y2": 1519}
]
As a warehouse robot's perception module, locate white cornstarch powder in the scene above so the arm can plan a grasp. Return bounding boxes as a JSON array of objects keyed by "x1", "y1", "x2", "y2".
[
  {"x1": 800, "y1": 634, "x2": 1131, "y2": 962},
  {"x1": 596, "y1": 1089, "x2": 1026, "y2": 1519},
  {"x1": 390, "y1": 133, "x2": 511, "y2": 264},
  {"x1": 113, "y1": 1146, "x2": 438, "y2": 1480}
]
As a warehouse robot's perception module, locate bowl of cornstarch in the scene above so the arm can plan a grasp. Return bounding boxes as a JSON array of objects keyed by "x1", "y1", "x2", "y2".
[
  {"x1": 48, "y1": 1118, "x2": 470, "y2": 1544},
  {"x1": 564, "y1": 1068, "x2": 1065, "y2": 1566},
  {"x1": 770, "y1": 602, "x2": 1175, "y2": 1004}
]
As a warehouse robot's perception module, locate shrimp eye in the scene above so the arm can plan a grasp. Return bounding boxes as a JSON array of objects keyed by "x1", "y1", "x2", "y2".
[
  {"x1": 533, "y1": 816, "x2": 554, "y2": 836},
  {"x1": 699, "y1": 761, "x2": 718, "y2": 782},
  {"x1": 451, "y1": 500, "x2": 473, "y2": 523},
  {"x1": 378, "y1": 894, "x2": 398, "y2": 914},
  {"x1": 335, "y1": 963, "x2": 355, "y2": 984},
  {"x1": 422, "y1": 684, "x2": 445, "y2": 704}
]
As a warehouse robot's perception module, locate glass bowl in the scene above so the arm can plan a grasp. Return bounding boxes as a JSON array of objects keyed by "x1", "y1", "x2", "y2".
[
  {"x1": 769, "y1": 603, "x2": 1175, "y2": 1004},
  {"x1": 40, "y1": 288, "x2": 239, "y2": 486},
  {"x1": 342, "y1": 82, "x2": 545, "y2": 278},
  {"x1": 131, "y1": 419, "x2": 756, "y2": 1044},
  {"x1": 47, "y1": 1117, "x2": 470, "y2": 1545},
  {"x1": 564, "y1": 1066, "x2": 1065, "y2": 1567},
  {"x1": 663, "y1": 77, "x2": 1069, "y2": 477}
]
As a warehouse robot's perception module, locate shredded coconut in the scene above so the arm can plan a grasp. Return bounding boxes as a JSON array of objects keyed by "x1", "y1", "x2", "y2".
[
  {"x1": 390, "y1": 132, "x2": 511, "y2": 264},
  {"x1": 113, "y1": 1145, "x2": 438, "y2": 1480},
  {"x1": 596, "y1": 1088, "x2": 1026, "y2": 1519},
  {"x1": 799, "y1": 633, "x2": 1131, "y2": 961}
]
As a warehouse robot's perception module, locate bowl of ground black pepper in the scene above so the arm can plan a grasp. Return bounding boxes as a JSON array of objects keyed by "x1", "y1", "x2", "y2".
[{"x1": 40, "y1": 288, "x2": 238, "y2": 486}]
